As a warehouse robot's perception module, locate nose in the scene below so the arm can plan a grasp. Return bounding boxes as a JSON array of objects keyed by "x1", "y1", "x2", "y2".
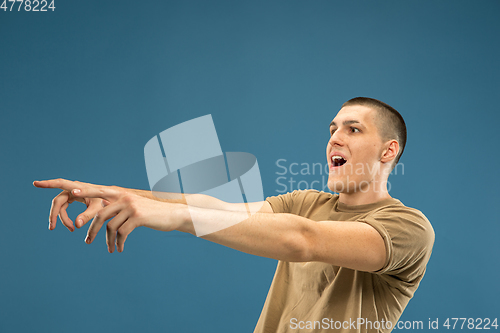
[{"x1": 328, "y1": 129, "x2": 345, "y2": 148}]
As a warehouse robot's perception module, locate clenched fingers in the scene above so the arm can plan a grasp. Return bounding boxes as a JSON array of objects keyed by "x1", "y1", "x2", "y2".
[
  {"x1": 116, "y1": 222, "x2": 136, "y2": 253},
  {"x1": 58, "y1": 202, "x2": 75, "y2": 232},
  {"x1": 50, "y1": 191, "x2": 74, "y2": 231},
  {"x1": 85, "y1": 202, "x2": 124, "y2": 244},
  {"x1": 105, "y1": 211, "x2": 130, "y2": 253}
]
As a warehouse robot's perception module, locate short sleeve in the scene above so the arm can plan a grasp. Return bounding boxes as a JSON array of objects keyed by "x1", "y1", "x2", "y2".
[
  {"x1": 359, "y1": 206, "x2": 435, "y2": 282},
  {"x1": 265, "y1": 189, "x2": 327, "y2": 215},
  {"x1": 265, "y1": 190, "x2": 300, "y2": 213}
]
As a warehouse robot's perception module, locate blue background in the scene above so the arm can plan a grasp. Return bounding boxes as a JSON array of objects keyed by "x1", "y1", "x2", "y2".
[{"x1": 1, "y1": 1, "x2": 499, "y2": 332}]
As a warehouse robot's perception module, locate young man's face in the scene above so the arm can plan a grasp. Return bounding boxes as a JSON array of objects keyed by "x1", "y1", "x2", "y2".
[{"x1": 326, "y1": 104, "x2": 387, "y2": 194}]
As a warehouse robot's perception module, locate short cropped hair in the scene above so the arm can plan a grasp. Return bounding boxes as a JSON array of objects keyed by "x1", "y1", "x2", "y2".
[{"x1": 342, "y1": 97, "x2": 407, "y2": 165}]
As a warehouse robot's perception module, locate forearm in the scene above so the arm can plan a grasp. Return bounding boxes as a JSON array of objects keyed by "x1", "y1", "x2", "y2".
[
  {"x1": 124, "y1": 187, "x2": 186, "y2": 203},
  {"x1": 123, "y1": 187, "x2": 252, "y2": 212}
]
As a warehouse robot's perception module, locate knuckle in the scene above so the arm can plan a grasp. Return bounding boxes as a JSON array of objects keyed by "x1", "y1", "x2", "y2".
[
  {"x1": 52, "y1": 195, "x2": 63, "y2": 204},
  {"x1": 129, "y1": 205, "x2": 141, "y2": 218},
  {"x1": 93, "y1": 212, "x2": 102, "y2": 223},
  {"x1": 113, "y1": 185, "x2": 125, "y2": 194}
]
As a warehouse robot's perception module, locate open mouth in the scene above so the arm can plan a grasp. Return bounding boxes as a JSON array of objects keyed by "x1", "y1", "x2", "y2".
[{"x1": 331, "y1": 155, "x2": 347, "y2": 167}]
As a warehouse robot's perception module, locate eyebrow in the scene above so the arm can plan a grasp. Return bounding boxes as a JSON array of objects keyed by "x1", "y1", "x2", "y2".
[{"x1": 329, "y1": 119, "x2": 361, "y2": 128}]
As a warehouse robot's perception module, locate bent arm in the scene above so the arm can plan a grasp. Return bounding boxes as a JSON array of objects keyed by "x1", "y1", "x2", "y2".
[{"x1": 179, "y1": 202, "x2": 386, "y2": 272}]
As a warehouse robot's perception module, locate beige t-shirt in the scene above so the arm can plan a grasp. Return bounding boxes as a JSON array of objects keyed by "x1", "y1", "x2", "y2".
[{"x1": 253, "y1": 190, "x2": 434, "y2": 333}]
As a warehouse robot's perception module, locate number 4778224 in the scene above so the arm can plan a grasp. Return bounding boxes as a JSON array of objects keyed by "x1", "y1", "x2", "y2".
[{"x1": 1, "y1": 0, "x2": 55, "y2": 11}]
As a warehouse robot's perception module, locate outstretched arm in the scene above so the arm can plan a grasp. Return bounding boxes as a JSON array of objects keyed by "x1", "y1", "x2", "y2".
[
  {"x1": 188, "y1": 206, "x2": 386, "y2": 271},
  {"x1": 34, "y1": 179, "x2": 386, "y2": 272},
  {"x1": 34, "y1": 179, "x2": 254, "y2": 231}
]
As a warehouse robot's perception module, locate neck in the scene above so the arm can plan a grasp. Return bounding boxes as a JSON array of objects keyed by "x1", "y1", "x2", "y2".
[{"x1": 337, "y1": 180, "x2": 391, "y2": 206}]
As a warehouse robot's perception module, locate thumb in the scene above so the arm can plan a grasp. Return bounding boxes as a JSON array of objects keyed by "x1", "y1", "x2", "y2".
[{"x1": 75, "y1": 206, "x2": 101, "y2": 229}]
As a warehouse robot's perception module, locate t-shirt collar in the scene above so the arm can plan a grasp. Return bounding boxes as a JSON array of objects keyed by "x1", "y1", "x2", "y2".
[{"x1": 335, "y1": 197, "x2": 401, "y2": 213}]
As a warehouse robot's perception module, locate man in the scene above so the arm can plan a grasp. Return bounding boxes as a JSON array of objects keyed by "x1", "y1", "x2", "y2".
[{"x1": 34, "y1": 97, "x2": 434, "y2": 333}]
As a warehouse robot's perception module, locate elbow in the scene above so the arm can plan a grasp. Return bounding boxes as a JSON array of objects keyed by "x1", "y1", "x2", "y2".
[
  {"x1": 281, "y1": 221, "x2": 316, "y2": 262},
  {"x1": 364, "y1": 251, "x2": 386, "y2": 272}
]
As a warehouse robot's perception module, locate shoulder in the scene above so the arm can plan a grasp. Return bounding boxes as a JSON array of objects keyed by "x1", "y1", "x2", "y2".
[
  {"x1": 363, "y1": 200, "x2": 435, "y2": 278},
  {"x1": 369, "y1": 200, "x2": 434, "y2": 241}
]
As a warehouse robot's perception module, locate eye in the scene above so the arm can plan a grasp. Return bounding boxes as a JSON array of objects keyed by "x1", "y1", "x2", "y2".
[
  {"x1": 350, "y1": 127, "x2": 360, "y2": 133},
  {"x1": 330, "y1": 128, "x2": 337, "y2": 136}
]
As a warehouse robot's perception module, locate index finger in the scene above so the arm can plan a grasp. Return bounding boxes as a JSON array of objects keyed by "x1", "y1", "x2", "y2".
[
  {"x1": 33, "y1": 179, "x2": 80, "y2": 191},
  {"x1": 34, "y1": 179, "x2": 119, "y2": 201}
]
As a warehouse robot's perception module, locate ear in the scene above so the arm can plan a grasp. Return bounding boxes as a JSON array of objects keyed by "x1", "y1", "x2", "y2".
[{"x1": 380, "y1": 140, "x2": 399, "y2": 164}]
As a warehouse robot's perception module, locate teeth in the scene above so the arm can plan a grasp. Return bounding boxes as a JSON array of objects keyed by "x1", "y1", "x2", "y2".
[{"x1": 331, "y1": 155, "x2": 347, "y2": 166}]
